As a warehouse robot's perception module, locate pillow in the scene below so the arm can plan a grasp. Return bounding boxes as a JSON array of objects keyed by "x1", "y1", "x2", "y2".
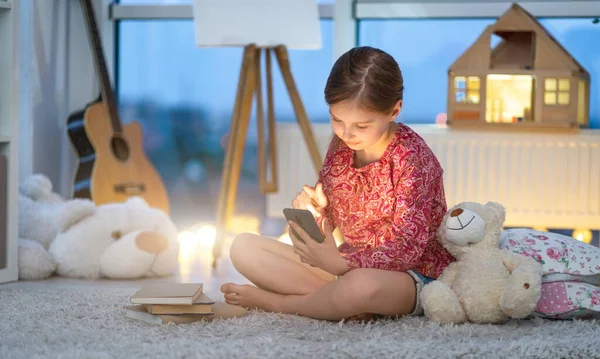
[
  {"x1": 499, "y1": 228, "x2": 600, "y2": 282},
  {"x1": 534, "y1": 281, "x2": 600, "y2": 320}
]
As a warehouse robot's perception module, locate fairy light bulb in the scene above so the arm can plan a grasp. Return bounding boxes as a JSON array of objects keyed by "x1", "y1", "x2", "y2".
[{"x1": 572, "y1": 229, "x2": 593, "y2": 244}]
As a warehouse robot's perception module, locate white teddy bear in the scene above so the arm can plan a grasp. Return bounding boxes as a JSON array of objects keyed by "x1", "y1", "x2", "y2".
[
  {"x1": 420, "y1": 201, "x2": 543, "y2": 324},
  {"x1": 18, "y1": 174, "x2": 180, "y2": 280},
  {"x1": 18, "y1": 174, "x2": 93, "y2": 280},
  {"x1": 51, "y1": 196, "x2": 179, "y2": 279}
]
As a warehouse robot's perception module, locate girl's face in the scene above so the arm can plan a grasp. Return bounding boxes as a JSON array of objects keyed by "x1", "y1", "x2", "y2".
[{"x1": 329, "y1": 99, "x2": 402, "y2": 152}]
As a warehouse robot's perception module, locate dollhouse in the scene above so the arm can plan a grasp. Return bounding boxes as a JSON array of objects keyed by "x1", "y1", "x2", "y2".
[{"x1": 447, "y1": 3, "x2": 590, "y2": 131}]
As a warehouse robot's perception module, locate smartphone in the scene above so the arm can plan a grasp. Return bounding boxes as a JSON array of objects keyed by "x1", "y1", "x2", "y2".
[{"x1": 283, "y1": 208, "x2": 325, "y2": 243}]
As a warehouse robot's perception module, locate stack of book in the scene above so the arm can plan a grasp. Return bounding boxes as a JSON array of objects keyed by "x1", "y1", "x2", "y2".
[{"x1": 124, "y1": 282, "x2": 215, "y2": 325}]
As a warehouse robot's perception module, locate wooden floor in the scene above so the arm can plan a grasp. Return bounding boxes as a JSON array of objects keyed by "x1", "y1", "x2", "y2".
[{"x1": 0, "y1": 236, "x2": 253, "y2": 295}]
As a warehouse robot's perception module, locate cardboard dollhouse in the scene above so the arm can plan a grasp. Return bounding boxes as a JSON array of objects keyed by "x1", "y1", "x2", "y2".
[{"x1": 447, "y1": 3, "x2": 590, "y2": 131}]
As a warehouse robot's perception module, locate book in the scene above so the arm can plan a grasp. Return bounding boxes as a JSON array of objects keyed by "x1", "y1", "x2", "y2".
[
  {"x1": 123, "y1": 302, "x2": 247, "y2": 325},
  {"x1": 143, "y1": 293, "x2": 214, "y2": 315},
  {"x1": 124, "y1": 305, "x2": 213, "y2": 325},
  {"x1": 130, "y1": 283, "x2": 204, "y2": 305}
]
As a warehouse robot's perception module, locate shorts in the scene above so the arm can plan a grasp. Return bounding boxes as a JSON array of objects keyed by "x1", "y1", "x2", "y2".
[{"x1": 407, "y1": 270, "x2": 435, "y2": 316}]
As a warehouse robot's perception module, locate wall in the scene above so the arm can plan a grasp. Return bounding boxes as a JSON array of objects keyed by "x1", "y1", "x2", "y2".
[{"x1": 18, "y1": 0, "x2": 110, "y2": 198}]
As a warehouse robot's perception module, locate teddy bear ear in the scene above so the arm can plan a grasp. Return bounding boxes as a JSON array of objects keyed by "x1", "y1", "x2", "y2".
[
  {"x1": 19, "y1": 174, "x2": 54, "y2": 200},
  {"x1": 58, "y1": 199, "x2": 96, "y2": 233},
  {"x1": 485, "y1": 201, "x2": 506, "y2": 223}
]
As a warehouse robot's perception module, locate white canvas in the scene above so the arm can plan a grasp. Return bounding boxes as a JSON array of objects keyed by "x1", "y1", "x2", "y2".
[{"x1": 192, "y1": 0, "x2": 322, "y2": 49}]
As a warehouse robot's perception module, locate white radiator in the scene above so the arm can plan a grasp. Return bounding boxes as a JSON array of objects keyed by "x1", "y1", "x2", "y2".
[{"x1": 267, "y1": 123, "x2": 600, "y2": 230}]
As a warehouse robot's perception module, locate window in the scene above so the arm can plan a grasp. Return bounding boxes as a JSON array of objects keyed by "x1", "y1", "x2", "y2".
[
  {"x1": 358, "y1": 18, "x2": 599, "y2": 128},
  {"x1": 544, "y1": 78, "x2": 570, "y2": 105},
  {"x1": 454, "y1": 76, "x2": 480, "y2": 104},
  {"x1": 117, "y1": 19, "x2": 333, "y2": 226},
  {"x1": 359, "y1": 19, "x2": 493, "y2": 123}
]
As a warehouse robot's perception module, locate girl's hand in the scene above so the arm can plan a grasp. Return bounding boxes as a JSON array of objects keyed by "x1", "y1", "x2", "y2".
[
  {"x1": 289, "y1": 218, "x2": 349, "y2": 276},
  {"x1": 292, "y1": 183, "x2": 328, "y2": 218}
]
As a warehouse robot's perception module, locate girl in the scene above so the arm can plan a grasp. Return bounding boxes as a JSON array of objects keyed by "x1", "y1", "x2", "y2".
[{"x1": 221, "y1": 46, "x2": 455, "y2": 320}]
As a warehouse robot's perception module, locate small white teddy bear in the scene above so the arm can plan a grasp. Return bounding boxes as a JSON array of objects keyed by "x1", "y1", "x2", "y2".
[
  {"x1": 18, "y1": 174, "x2": 94, "y2": 280},
  {"x1": 420, "y1": 201, "x2": 543, "y2": 324}
]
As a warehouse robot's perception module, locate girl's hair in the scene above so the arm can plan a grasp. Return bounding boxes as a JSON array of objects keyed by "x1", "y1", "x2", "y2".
[{"x1": 324, "y1": 46, "x2": 404, "y2": 114}]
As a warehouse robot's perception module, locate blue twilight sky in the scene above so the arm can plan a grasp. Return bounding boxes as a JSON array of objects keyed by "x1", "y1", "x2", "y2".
[{"x1": 117, "y1": 16, "x2": 600, "y2": 128}]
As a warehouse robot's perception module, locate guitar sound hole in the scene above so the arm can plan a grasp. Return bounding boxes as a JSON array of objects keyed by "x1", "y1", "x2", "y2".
[{"x1": 111, "y1": 136, "x2": 130, "y2": 162}]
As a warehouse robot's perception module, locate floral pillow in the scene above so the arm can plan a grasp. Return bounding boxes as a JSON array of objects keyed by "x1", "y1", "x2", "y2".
[
  {"x1": 499, "y1": 228, "x2": 600, "y2": 279},
  {"x1": 500, "y1": 229, "x2": 600, "y2": 319},
  {"x1": 534, "y1": 281, "x2": 600, "y2": 320}
]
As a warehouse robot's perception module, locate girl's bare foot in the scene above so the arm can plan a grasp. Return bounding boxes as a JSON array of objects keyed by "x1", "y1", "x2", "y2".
[
  {"x1": 222, "y1": 283, "x2": 379, "y2": 322},
  {"x1": 221, "y1": 283, "x2": 283, "y2": 312}
]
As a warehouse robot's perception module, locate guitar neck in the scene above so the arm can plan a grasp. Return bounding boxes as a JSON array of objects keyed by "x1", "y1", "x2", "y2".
[{"x1": 80, "y1": 0, "x2": 122, "y2": 134}]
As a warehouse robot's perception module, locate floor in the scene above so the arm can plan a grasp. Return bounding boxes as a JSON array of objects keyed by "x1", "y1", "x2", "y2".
[
  {"x1": 0, "y1": 236, "x2": 253, "y2": 296},
  {"x1": 2, "y1": 167, "x2": 288, "y2": 295}
]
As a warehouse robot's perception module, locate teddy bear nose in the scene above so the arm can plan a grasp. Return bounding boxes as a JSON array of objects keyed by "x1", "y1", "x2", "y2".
[
  {"x1": 450, "y1": 208, "x2": 463, "y2": 217},
  {"x1": 135, "y1": 231, "x2": 169, "y2": 254}
]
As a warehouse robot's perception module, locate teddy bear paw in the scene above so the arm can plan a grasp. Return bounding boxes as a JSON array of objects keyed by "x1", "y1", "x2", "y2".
[
  {"x1": 420, "y1": 281, "x2": 467, "y2": 324},
  {"x1": 500, "y1": 268, "x2": 542, "y2": 319},
  {"x1": 18, "y1": 239, "x2": 56, "y2": 280}
]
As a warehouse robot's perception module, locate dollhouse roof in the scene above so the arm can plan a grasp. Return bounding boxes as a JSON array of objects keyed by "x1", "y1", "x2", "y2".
[{"x1": 449, "y1": 3, "x2": 589, "y2": 78}]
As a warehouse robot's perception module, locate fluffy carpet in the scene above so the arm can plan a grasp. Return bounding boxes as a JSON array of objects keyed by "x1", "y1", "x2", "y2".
[{"x1": 1, "y1": 287, "x2": 600, "y2": 359}]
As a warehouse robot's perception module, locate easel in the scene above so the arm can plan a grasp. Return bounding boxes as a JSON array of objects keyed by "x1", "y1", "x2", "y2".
[{"x1": 212, "y1": 43, "x2": 323, "y2": 266}]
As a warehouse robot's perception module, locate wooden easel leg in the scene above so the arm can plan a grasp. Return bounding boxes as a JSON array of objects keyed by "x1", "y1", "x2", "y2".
[
  {"x1": 273, "y1": 45, "x2": 322, "y2": 174},
  {"x1": 213, "y1": 45, "x2": 257, "y2": 267},
  {"x1": 265, "y1": 48, "x2": 278, "y2": 193},
  {"x1": 256, "y1": 48, "x2": 278, "y2": 193},
  {"x1": 256, "y1": 48, "x2": 268, "y2": 192}
]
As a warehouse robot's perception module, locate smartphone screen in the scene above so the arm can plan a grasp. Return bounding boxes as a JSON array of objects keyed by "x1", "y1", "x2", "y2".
[{"x1": 283, "y1": 208, "x2": 325, "y2": 243}]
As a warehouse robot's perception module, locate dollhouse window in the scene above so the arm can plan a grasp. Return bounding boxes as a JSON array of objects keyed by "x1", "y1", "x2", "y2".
[
  {"x1": 544, "y1": 78, "x2": 570, "y2": 105},
  {"x1": 455, "y1": 76, "x2": 480, "y2": 104}
]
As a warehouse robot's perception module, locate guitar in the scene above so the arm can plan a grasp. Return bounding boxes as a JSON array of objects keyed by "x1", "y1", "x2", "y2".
[{"x1": 67, "y1": 0, "x2": 170, "y2": 215}]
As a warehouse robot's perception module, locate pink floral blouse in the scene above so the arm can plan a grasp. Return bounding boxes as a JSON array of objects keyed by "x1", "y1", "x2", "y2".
[{"x1": 316, "y1": 123, "x2": 455, "y2": 278}]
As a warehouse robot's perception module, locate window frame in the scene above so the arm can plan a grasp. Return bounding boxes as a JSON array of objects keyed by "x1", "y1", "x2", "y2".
[
  {"x1": 454, "y1": 76, "x2": 481, "y2": 105},
  {"x1": 110, "y1": 3, "x2": 335, "y2": 20},
  {"x1": 544, "y1": 77, "x2": 571, "y2": 106},
  {"x1": 354, "y1": 1, "x2": 600, "y2": 19}
]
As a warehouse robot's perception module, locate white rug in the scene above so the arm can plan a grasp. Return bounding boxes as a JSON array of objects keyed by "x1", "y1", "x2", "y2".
[{"x1": 1, "y1": 287, "x2": 600, "y2": 359}]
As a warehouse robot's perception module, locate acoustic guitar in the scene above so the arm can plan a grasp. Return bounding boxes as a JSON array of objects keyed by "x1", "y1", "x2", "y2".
[{"x1": 67, "y1": 0, "x2": 170, "y2": 214}]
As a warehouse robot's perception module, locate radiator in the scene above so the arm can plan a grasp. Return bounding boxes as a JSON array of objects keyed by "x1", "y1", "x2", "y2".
[{"x1": 266, "y1": 123, "x2": 600, "y2": 230}]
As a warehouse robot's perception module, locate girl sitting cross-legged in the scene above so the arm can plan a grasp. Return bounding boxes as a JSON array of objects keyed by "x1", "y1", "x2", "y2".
[{"x1": 221, "y1": 46, "x2": 456, "y2": 321}]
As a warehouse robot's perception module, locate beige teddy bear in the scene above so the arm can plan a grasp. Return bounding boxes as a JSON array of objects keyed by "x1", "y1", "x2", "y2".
[{"x1": 420, "y1": 201, "x2": 543, "y2": 324}]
